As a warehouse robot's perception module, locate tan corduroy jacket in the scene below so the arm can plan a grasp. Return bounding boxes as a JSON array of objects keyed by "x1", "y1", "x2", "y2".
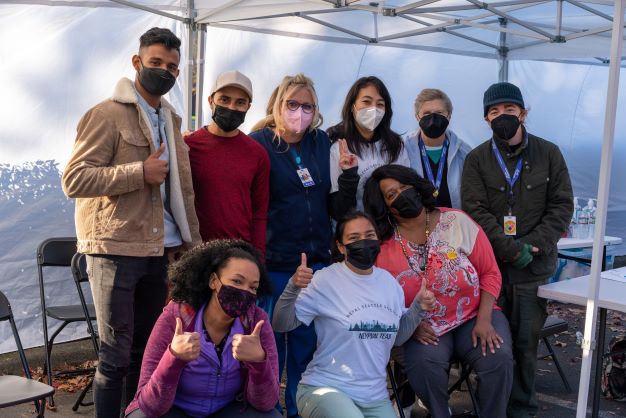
[{"x1": 62, "y1": 78, "x2": 201, "y2": 257}]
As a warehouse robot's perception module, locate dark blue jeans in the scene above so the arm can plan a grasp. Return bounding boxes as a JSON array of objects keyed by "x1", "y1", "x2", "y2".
[{"x1": 87, "y1": 254, "x2": 168, "y2": 418}]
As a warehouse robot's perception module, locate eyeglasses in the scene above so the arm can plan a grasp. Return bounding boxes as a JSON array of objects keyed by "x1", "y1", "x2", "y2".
[{"x1": 285, "y1": 100, "x2": 315, "y2": 114}]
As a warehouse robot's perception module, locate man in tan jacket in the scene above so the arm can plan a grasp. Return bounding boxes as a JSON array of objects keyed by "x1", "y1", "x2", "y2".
[{"x1": 62, "y1": 27, "x2": 200, "y2": 417}]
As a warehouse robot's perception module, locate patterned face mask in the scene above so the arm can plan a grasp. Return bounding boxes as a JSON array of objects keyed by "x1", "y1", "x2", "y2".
[{"x1": 215, "y1": 276, "x2": 257, "y2": 318}]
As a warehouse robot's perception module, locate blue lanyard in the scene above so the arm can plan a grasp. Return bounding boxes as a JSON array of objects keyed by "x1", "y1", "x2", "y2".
[
  {"x1": 491, "y1": 139, "x2": 523, "y2": 200},
  {"x1": 418, "y1": 136, "x2": 449, "y2": 196},
  {"x1": 289, "y1": 147, "x2": 304, "y2": 169}
]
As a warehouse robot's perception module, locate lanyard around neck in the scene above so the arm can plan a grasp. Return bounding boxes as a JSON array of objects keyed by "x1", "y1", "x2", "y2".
[{"x1": 418, "y1": 136, "x2": 449, "y2": 197}]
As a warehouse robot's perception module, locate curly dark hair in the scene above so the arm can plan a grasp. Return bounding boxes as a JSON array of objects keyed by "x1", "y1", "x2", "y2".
[
  {"x1": 363, "y1": 164, "x2": 437, "y2": 241},
  {"x1": 326, "y1": 76, "x2": 403, "y2": 164},
  {"x1": 330, "y1": 210, "x2": 379, "y2": 263},
  {"x1": 139, "y1": 27, "x2": 181, "y2": 54},
  {"x1": 169, "y1": 239, "x2": 271, "y2": 310}
]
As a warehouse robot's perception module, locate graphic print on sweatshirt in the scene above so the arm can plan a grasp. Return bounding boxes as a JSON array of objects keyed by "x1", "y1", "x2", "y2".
[{"x1": 295, "y1": 262, "x2": 406, "y2": 404}]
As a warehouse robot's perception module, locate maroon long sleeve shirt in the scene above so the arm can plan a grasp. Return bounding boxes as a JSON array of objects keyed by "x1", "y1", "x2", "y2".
[{"x1": 185, "y1": 128, "x2": 270, "y2": 254}]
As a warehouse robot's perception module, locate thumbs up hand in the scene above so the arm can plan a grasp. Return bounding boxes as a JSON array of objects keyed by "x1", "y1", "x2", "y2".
[
  {"x1": 232, "y1": 320, "x2": 266, "y2": 362},
  {"x1": 170, "y1": 317, "x2": 200, "y2": 361},
  {"x1": 143, "y1": 142, "x2": 169, "y2": 185},
  {"x1": 416, "y1": 279, "x2": 436, "y2": 312},
  {"x1": 338, "y1": 139, "x2": 358, "y2": 171},
  {"x1": 292, "y1": 253, "x2": 314, "y2": 289}
]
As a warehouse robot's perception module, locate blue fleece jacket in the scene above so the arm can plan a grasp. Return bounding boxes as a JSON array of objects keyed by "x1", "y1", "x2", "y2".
[{"x1": 249, "y1": 127, "x2": 332, "y2": 272}]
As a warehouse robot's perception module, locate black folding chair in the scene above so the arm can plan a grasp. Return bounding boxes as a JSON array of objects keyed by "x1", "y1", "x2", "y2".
[
  {"x1": 0, "y1": 290, "x2": 55, "y2": 417},
  {"x1": 538, "y1": 315, "x2": 572, "y2": 393},
  {"x1": 388, "y1": 359, "x2": 480, "y2": 418},
  {"x1": 37, "y1": 238, "x2": 98, "y2": 408}
]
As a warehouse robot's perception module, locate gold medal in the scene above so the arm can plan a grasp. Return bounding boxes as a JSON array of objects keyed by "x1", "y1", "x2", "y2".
[{"x1": 433, "y1": 189, "x2": 439, "y2": 197}]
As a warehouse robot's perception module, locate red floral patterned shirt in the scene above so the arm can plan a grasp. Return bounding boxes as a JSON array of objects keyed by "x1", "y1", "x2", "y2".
[{"x1": 377, "y1": 208, "x2": 501, "y2": 336}]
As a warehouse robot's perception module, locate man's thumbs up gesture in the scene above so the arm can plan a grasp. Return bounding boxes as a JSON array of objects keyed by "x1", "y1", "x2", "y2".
[
  {"x1": 292, "y1": 253, "x2": 313, "y2": 289},
  {"x1": 170, "y1": 317, "x2": 200, "y2": 361},
  {"x1": 416, "y1": 279, "x2": 436, "y2": 312},
  {"x1": 144, "y1": 142, "x2": 169, "y2": 185},
  {"x1": 232, "y1": 320, "x2": 266, "y2": 362}
]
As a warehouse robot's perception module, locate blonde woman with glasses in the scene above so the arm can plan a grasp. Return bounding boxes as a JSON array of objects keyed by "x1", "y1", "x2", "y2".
[{"x1": 249, "y1": 74, "x2": 332, "y2": 418}]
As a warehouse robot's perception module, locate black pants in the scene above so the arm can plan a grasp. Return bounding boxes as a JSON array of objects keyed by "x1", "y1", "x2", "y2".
[
  {"x1": 87, "y1": 254, "x2": 169, "y2": 418},
  {"x1": 402, "y1": 311, "x2": 514, "y2": 418},
  {"x1": 499, "y1": 279, "x2": 548, "y2": 418}
]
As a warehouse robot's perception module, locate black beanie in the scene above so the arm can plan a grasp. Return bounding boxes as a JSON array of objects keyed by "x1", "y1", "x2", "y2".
[{"x1": 483, "y1": 82, "x2": 525, "y2": 116}]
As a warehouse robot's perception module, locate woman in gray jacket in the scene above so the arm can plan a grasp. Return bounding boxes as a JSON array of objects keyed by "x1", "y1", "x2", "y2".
[{"x1": 404, "y1": 88, "x2": 472, "y2": 209}]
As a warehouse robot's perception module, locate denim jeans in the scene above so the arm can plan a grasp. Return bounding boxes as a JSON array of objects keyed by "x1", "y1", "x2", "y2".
[{"x1": 87, "y1": 254, "x2": 168, "y2": 418}]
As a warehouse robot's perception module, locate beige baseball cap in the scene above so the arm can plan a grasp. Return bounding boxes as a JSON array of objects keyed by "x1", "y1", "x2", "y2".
[{"x1": 211, "y1": 70, "x2": 253, "y2": 101}]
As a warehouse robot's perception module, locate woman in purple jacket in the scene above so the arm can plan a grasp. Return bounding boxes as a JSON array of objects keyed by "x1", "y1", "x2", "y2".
[{"x1": 125, "y1": 240, "x2": 282, "y2": 418}]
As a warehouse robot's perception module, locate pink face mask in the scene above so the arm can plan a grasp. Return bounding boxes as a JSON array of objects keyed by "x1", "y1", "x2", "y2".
[{"x1": 283, "y1": 108, "x2": 314, "y2": 134}]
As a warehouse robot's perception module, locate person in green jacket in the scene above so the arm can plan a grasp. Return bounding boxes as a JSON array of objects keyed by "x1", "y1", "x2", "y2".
[{"x1": 461, "y1": 82, "x2": 573, "y2": 418}]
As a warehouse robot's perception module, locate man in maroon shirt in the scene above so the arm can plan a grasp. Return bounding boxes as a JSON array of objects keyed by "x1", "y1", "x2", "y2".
[{"x1": 185, "y1": 71, "x2": 270, "y2": 254}]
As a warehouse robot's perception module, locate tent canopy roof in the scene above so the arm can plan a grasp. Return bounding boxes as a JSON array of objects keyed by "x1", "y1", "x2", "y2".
[{"x1": 6, "y1": 0, "x2": 625, "y2": 64}]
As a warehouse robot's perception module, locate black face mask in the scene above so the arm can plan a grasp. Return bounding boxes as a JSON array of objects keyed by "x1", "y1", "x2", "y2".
[
  {"x1": 138, "y1": 61, "x2": 177, "y2": 97},
  {"x1": 344, "y1": 239, "x2": 381, "y2": 270},
  {"x1": 212, "y1": 105, "x2": 246, "y2": 133},
  {"x1": 491, "y1": 114, "x2": 521, "y2": 141},
  {"x1": 419, "y1": 113, "x2": 449, "y2": 139},
  {"x1": 391, "y1": 187, "x2": 424, "y2": 219}
]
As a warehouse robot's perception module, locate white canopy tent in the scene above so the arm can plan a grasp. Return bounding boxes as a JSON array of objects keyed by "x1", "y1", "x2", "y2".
[{"x1": 0, "y1": 1, "x2": 625, "y2": 416}]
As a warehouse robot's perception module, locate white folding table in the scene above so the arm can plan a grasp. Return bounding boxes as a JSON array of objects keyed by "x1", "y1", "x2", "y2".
[{"x1": 538, "y1": 265, "x2": 626, "y2": 418}]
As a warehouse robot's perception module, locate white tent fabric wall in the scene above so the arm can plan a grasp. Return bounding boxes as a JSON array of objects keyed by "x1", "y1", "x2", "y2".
[{"x1": 0, "y1": 3, "x2": 187, "y2": 353}]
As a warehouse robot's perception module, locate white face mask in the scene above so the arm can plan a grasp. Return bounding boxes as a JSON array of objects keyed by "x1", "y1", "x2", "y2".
[{"x1": 354, "y1": 106, "x2": 385, "y2": 131}]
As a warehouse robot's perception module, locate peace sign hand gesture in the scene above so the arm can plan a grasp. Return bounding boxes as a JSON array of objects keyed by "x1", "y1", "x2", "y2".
[{"x1": 338, "y1": 139, "x2": 358, "y2": 171}]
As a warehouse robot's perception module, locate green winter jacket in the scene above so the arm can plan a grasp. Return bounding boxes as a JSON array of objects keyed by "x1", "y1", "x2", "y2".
[{"x1": 461, "y1": 130, "x2": 573, "y2": 284}]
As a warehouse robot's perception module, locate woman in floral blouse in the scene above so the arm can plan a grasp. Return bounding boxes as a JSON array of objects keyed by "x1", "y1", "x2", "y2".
[{"x1": 363, "y1": 164, "x2": 513, "y2": 418}]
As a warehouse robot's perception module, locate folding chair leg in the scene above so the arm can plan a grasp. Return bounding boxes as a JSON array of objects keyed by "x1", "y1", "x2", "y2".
[
  {"x1": 36, "y1": 398, "x2": 47, "y2": 418},
  {"x1": 72, "y1": 377, "x2": 94, "y2": 411},
  {"x1": 463, "y1": 372, "x2": 480, "y2": 417},
  {"x1": 543, "y1": 337, "x2": 572, "y2": 393},
  {"x1": 43, "y1": 338, "x2": 54, "y2": 407},
  {"x1": 388, "y1": 363, "x2": 406, "y2": 418}
]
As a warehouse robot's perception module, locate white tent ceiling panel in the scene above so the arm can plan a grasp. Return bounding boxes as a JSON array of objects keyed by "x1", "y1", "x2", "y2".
[{"x1": 191, "y1": 0, "x2": 626, "y2": 61}]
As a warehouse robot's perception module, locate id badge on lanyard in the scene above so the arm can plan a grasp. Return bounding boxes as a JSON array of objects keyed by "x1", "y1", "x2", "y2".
[
  {"x1": 491, "y1": 140, "x2": 522, "y2": 236},
  {"x1": 291, "y1": 148, "x2": 316, "y2": 188}
]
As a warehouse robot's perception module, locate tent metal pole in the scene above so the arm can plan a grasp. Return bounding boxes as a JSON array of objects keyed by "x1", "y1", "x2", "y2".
[
  {"x1": 194, "y1": 24, "x2": 207, "y2": 130},
  {"x1": 399, "y1": 14, "x2": 499, "y2": 49},
  {"x1": 576, "y1": 0, "x2": 625, "y2": 417},
  {"x1": 466, "y1": 0, "x2": 555, "y2": 40},
  {"x1": 206, "y1": 22, "x2": 498, "y2": 59},
  {"x1": 184, "y1": 0, "x2": 196, "y2": 131},
  {"x1": 299, "y1": 15, "x2": 373, "y2": 41},
  {"x1": 556, "y1": 0, "x2": 563, "y2": 37},
  {"x1": 565, "y1": 0, "x2": 613, "y2": 21},
  {"x1": 108, "y1": 0, "x2": 186, "y2": 21},
  {"x1": 498, "y1": 18, "x2": 509, "y2": 81}
]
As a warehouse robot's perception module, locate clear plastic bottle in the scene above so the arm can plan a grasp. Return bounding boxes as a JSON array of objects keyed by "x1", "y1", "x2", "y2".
[
  {"x1": 578, "y1": 199, "x2": 590, "y2": 239},
  {"x1": 571, "y1": 197, "x2": 581, "y2": 238},
  {"x1": 587, "y1": 198, "x2": 596, "y2": 239}
]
